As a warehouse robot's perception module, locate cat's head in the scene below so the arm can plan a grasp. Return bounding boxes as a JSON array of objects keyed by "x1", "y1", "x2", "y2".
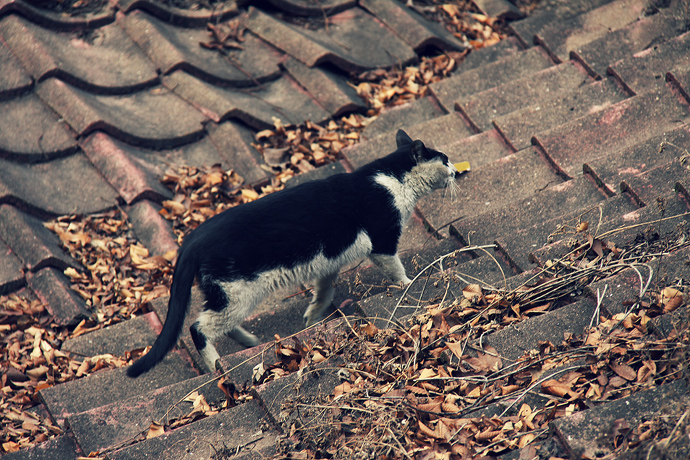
[{"x1": 395, "y1": 129, "x2": 460, "y2": 191}]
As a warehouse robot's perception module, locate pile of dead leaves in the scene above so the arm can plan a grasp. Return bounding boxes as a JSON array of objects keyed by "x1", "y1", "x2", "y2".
[
  {"x1": 429, "y1": 1, "x2": 506, "y2": 48},
  {"x1": 252, "y1": 117, "x2": 370, "y2": 180},
  {"x1": 0, "y1": 291, "x2": 148, "y2": 453},
  {"x1": 1, "y1": 210, "x2": 174, "y2": 452},
  {"x1": 45, "y1": 210, "x2": 172, "y2": 321},
  {"x1": 354, "y1": 52, "x2": 465, "y2": 111},
  {"x1": 1, "y1": 294, "x2": 63, "y2": 453},
  {"x1": 267, "y1": 275, "x2": 689, "y2": 459}
]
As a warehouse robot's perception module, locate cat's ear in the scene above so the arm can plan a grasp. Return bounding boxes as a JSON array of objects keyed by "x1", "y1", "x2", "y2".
[
  {"x1": 396, "y1": 130, "x2": 413, "y2": 148},
  {"x1": 410, "y1": 140, "x2": 427, "y2": 163}
]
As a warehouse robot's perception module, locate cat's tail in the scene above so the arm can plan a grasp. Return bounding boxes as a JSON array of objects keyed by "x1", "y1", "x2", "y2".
[{"x1": 127, "y1": 247, "x2": 198, "y2": 378}]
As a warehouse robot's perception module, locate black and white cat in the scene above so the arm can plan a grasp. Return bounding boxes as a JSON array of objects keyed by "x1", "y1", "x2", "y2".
[{"x1": 127, "y1": 130, "x2": 462, "y2": 377}]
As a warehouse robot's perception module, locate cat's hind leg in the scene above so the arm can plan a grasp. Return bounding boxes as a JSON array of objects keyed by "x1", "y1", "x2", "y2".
[
  {"x1": 190, "y1": 314, "x2": 224, "y2": 371},
  {"x1": 304, "y1": 272, "x2": 338, "y2": 327},
  {"x1": 369, "y1": 253, "x2": 412, "y2": 285},
  {"x1": 191, "y1": 279, "x2": 260, "y2": 371}
]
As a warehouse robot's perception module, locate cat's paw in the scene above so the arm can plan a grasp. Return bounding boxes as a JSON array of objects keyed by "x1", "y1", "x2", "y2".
[
  {"x1": 244, "y1": 334, "x2": 260, "y2": 348},
  {"x1": 398, "y1": 276, "x2": 412, "y2": 286},
  {"x1": 230, "y1": 326, "x2": 259, "y2": 348},
  {"x1": 304, "y1": 310, "x2": 319, "y2": 328}
]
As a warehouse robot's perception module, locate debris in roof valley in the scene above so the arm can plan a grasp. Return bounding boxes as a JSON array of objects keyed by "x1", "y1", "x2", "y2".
[{"x1": 3, "y1": 0, "x2": 690, "y2": 458}]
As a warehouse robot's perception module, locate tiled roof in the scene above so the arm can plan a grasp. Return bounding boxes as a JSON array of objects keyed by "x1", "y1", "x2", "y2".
[{"x1": 2, "y1": 0, "x2": 690, "y2": 458}]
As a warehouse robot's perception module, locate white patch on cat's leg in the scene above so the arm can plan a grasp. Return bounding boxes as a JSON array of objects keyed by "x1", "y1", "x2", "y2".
[
  {"x1": 226, "y1": 326, "x2": 259, "y2": 348},
  {"x1": 304, "y1": 272, "x2": 338, "y2": 327},
  {"x1": 201, "y1": 346, "x2": 222, "y2": 371},
  {"x1": 370, "y1": 253, "x2": 412, "y2": 285},
  {"x1": 192, "y1": 312, "x2": 225, "y2": 371}
]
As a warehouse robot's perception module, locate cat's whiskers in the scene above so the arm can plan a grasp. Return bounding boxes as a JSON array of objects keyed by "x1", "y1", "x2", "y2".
[{"x1": 448, "y1": 179, "x2": 460, "y2": 201}]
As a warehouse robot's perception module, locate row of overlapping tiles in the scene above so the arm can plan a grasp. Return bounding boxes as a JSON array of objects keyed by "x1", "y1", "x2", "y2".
[
  {"x1": 0, "y1": 0, "x2": 463, "y2": 213},
  {"x1": 0, "y1": 0, "x2": 465, "y2": 313}
]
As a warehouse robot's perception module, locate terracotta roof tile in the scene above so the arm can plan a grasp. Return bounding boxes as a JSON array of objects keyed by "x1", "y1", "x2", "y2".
[
  {"x1": 0, "y1": 0, "x2": 115, "y2": 30},
  {"x1": 571, "y1": 13, "x2": 685, "y2": 78},
  {"x1": 417, "y1": 147, "x2": 561, "y2": 234},
  {"x1": 493, "y1": 78, "x2": 628, "y2": 151},
  {"x1": 0, "y1": 204, "x2": 78, "y2": 272},
  {"x1": 284, "y1": 161, "x2": 348, "y2": 188},
  {"x1": 473, "y1": 0, "x2": 523, "y2": 20},
  {"x1": 442, "y1": 128, "x2": 514, "y2": 164},
  {"x1": 460, "y1": 36, "x2": 524, "y2": 72},
  {"x1": 164, "y1": 70, "x2": 330, "y2": 128},
  {"x1": 641, "y1": 238, "x2": 690, "y2": 285},
  {"x1": 63, "y1": 312, "x2": 161, "y2": 358},
  {"x1": 583, "y1": 124, "x2": 690, "y2": 195},
  {"x1": 205, "y1": 121, "x2": 269, "y2": 185},
  {"x1": 245, "y1": 6, "x2": 416, "y2": 72},
  {"x1": 553, "y1": 380, "x2": 689, "y2": 459},
  {"x1": 508, "y1": 0, "x2": 617, "y2": 47},
  {"x1": 362, "y1": 97, "x2": 445, "y2": 140},
  {"x1": 39, "y1": 353, "x2": 199, "y2": 419},
  {"x1": 608, "y1": 30, "x2": 690, "y2": 95},
  {"x1": 282, "y1": 57, "x2": 365, "y2": 117},
  {"x1": 118, "y1": 0, "x2": 239, "y2": 27},
  {"x1": 485, "y1": 297, "x2": 597, "y2": 360},
  {"x1": 263, "y1": 0, "x2": 354, "y2": 16},
  {"x1": 106, "y1": 401, "x2": 278, "y2": 460},
  {"x1": 122, "y1": 11, "x2": 280, "y2": 86},
  {"x1": 359, "y1": 0, "x2": 463, "y2": 52},
  {"x1": 456, "y1": 61, "x2": 592, "y2": 132},
  {"x1": 344, "y1": 112, "x2": 473, "y2": 169},
  {"x1": 79, "y1": 132, "x2": 172, "y2": 205},
  {"x1": 621, "y1": 159, "x2": 690, "y2": 207},
  {"x1": 533, "y1": 87, "x2": 690, "y2": 178},
  {"x1": 497, "y1": 194, "x2": 638, "y2": 271},
  {"x1": 0, "y1": 239, "x2": 24, "y2": 295},
  {"x1": 81, "y1": 123, "x2": 267, "y2": 205},
  {"x1": 0, "y1": 14, "x2": 158, "y2": 93},
  {"x1": 68, "y1": 371, "x2": 226, "y2": 455},
  {"x1": 0, "y1": 40, "x2": 32, "y2": 98},
  {"x1": 534, "y1": 191, "x2": 690, "y2": 270},
  {"x1": 27, "y1": 267, "x2": 89, "y2": 326},
  {"x1": 36, "y1": 77, "x2": 207, "y2": 148},
  {"x1": 126, "y1": 200, "x2": 178, "y2": 258},
  {"x1": 667, "y1": 64, "x2": 690, "y2": 103},
  {"x1": 450, "y1": 176, "x2": 607, "y2": 248},
  {"x1": 429, "y1": 46, "x2": 554, "y2": 111},
  {"x1": 0, "y1": 92, "x2": 78, "y2": 161},
  {"x1": 534, "y1": 0, "x2": 649, "y2": 63},
  {"x1": 0, "y1": 153, "x2": 119, "y2": 217}
]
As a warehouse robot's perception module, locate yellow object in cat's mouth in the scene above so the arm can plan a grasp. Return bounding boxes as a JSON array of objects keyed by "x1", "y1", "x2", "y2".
[{"x1": 454, "y1": 161, "x2": 470, "y2": 173}]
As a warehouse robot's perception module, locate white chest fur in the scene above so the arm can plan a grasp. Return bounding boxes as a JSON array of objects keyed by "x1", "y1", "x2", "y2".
[{"x1": 373, "y1": 173, "x2": 417, "y2": 226}]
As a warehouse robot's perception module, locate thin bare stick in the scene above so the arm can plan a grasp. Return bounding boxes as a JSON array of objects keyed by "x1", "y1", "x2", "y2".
[{"x1": 386, "y1": 245, "x2": 497, "y2": 326}]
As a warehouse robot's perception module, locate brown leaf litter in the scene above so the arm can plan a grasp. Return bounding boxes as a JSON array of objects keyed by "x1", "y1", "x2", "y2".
[{"x1": 8, "y1": 3, "x2": 690, "y2": 457}]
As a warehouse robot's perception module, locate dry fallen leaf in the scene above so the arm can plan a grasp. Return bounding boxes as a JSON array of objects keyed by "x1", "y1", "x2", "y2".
[
  {"x1": 146, "y1": 421, "x2": 165, "y2": 439},
  {"x1": 610, "y1": 363, "x2": 636, "y2": 381}
]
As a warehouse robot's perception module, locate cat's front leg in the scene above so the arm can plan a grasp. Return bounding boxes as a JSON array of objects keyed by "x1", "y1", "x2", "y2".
[
  {"x1": 304, "y1": 272, "x2": 338, "y2": 327},
  {"x1": 369, "y1": 253, "x2": 412, "y2": 285}
]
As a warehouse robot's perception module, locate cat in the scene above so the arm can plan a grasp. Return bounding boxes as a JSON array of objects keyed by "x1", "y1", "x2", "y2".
[{"x1": 127, "y1": 129, "x2": 462, "y2": 377}]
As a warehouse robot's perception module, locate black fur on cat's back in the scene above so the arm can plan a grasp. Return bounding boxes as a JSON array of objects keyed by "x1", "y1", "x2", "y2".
[{"x1": 189, "y1": 149, "x2": 412, "y2": 276}]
